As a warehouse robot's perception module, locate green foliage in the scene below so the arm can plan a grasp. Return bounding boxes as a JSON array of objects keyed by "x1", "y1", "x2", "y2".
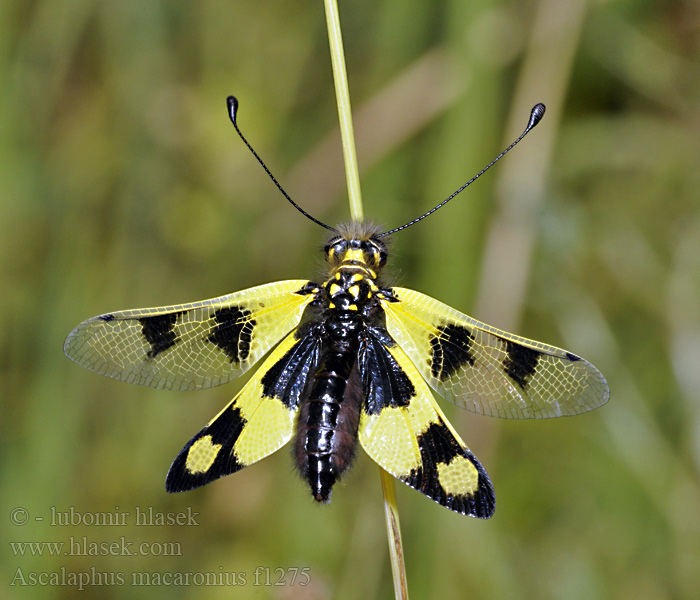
[{"x1": 2, "y1": 1, "x2": 698, "y2": 598}]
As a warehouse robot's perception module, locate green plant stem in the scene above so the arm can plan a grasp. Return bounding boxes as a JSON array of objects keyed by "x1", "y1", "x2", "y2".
[
  {"x1": 323, "y1": 0, "x2": 363, "y2": 222},
  {"x1": 380, "y1": 467, "x2": 409, "y2": 599},
  {"x1": 322, "y1": 2, "x2": 408, "y2": 598}
]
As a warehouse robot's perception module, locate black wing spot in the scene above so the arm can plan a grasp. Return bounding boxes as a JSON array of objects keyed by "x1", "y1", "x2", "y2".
[
  {"x1": 207, "y1": 306, "x2": 255, "y2": 364},
  {"x1": 166, "y1": 406, "x2": 247, "y2": 492},
  {"x1": 430, "y1": 324, "x2": 475, "y2": 381},
  {"x1": 99, "y1": 314, "x2": 115, "y2": 322},
  {"x1": 417, "y1": 421, "x2": 461, "y2": 466},
  {"x1": 406, "y1": 420, "x2": 494, "y2": 518},
  {"x1": 503, "y1": 341, "x2": 541, "y2": 389},
  {"x1": 565, "y1": 352, "x2": 581, "y2": 361},
  {"x1": 140, "y1": 312, "x2": 183, "y2": 359}
]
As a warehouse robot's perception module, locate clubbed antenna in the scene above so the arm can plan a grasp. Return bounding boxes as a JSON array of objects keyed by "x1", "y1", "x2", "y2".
[
  {"x1": 379, "y1": 103, "x2": 546, "y2": 237},
  {"x1": 227, "y1": 96, "x2": 336, "y2": 232}
]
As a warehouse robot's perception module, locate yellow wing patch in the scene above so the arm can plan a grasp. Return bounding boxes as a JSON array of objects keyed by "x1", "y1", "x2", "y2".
[
  {"x1": 185, "y1": 436, "x2": 222, "y2": 474},
  {"x1": 382, "y1": 287, "x2": 609, "y2": 419},
  {"x1": 359, "y1": 342, "x2": 494, "y2": 518},
  {"x1": 166, "y1": 330, "x2": 303, "y2": 492},
  {"x1": 64, "y1": 280, "x2": 315, "y2": 391}
]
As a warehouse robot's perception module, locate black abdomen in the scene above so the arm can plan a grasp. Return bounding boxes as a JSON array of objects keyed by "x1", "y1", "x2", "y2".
[{"x1": 295, "y1": 316, "x2": 363, "y2": 503}]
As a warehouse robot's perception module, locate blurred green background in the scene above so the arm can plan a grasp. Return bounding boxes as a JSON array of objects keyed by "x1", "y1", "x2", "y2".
[{"x1": 2, "y1": 1, "x2": 699, "y2": 598}]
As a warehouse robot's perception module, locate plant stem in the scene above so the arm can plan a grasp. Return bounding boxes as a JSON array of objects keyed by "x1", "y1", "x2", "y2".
[
  {"x1": 380, "y1": 466, "x2": 409, "y2": 599},
  {"x1": 323, "y1": 0, "x2": 363, "y2": 222},
  {"x1": 322, "y1": 2, "x2": 408, "y2": 598}
]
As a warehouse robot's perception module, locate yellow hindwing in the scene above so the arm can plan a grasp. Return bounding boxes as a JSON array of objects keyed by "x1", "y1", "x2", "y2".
[
  {"x1": 358, "y1": 341, "x2": 495, "y2": 518},
  {"x1": 165, "y1": 330, "x2": 304, "y2": 492}
]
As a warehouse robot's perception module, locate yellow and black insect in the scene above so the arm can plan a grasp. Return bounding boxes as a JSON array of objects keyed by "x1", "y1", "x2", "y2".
[{"x1": 64, "y1": 98, "x2": 609, "y2": 518}]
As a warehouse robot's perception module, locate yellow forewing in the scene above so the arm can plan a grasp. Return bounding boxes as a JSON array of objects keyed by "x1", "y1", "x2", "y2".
[
  {"x1": 359, "y1": 342, "x2": 494, "y2": 518},
  {"x1": 165, "y1": 330, "x2": 301, "y2": 492},
  {"x1": 382, "y1": 287, "x2": 609, "y2": 419},
  {"x1": 64, "y1": 280, "x2": 314, "y2": 391}
]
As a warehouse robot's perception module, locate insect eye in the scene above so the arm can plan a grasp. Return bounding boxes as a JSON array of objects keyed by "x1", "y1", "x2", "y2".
[
  {"x1": 365, "y1": 242, "x2": 387, "y2": 267},
  {"x1": 325, "y1": 239, "x2": 347, "y2": 262}
]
